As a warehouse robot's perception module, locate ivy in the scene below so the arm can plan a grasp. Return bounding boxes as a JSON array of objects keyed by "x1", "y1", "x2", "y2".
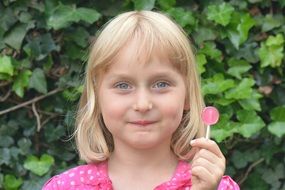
[
  {"x1": 258, "y1": 34, "x2": 284, "y2": 68},
  {"x1": 0, "y1": 56, "x2": 14, "y2": 78},
  {"x1": 47, "y1": 4, "x2": 101, "y2": 30},
  {"x1": 23, "y1": 154, "x2": 55, "y2": 177},
  {"x1": 0, "y1": 0, "x2": 285, "y2": 189},
  {"x1": 207, "y1": 3, "x2": 235, "y2": 26}
]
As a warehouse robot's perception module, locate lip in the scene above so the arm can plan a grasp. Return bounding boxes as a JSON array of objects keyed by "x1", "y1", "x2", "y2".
[{"x1": 129, "y1": 120, "x2": 156, "y2": 126}]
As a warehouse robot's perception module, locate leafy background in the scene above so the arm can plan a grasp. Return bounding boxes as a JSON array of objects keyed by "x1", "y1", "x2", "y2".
[{"x1": 0, "y1": 0, "x2": 284, "y2": 189}]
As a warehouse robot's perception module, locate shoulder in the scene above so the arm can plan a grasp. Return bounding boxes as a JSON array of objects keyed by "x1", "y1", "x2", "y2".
[{"x1": 42, "y1": 162, "x2": 112, "y2": 190}]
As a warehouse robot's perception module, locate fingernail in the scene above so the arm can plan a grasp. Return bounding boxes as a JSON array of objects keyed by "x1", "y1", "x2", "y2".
[{"x1": 190, "y1": 139, "x2": 196, "y2": 145}]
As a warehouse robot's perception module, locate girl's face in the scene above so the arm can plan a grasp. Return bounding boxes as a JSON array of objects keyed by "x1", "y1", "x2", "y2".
[{"x1": 98, "y1": 40, "x2": 188, "y2": 150}]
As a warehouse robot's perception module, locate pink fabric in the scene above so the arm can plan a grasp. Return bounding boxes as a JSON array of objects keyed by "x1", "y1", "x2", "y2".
[{"x1": 42, "y1": 161, "x2": 239, "y2": 190}]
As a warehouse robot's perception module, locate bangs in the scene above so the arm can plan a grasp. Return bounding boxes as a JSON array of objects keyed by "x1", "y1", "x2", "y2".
[{"x1": 89, "y1": 11, "x2": 190, "y2": 78}]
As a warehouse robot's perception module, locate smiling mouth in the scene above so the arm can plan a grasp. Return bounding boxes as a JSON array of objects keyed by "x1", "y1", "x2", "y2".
[{"x1": 129, "y1": 120, "x2": 156, "y2": 127}]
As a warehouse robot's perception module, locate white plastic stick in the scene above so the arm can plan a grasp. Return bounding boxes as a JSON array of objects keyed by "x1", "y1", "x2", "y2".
[{"x1": 206, "y1": 125, "x2": 210, "y2": 139}]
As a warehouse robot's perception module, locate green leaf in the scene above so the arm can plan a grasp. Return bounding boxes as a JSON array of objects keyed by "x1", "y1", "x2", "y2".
[
  {"x1": 232, "y1": 150, "x2": 248, "y2": 169},
  {"x1": 207, "y1": 3, "x2": 234, "y2": 26},
  {"x1": 47, "y1": 4, "x2": 77, "y2": 30},
  {"x1": 47, "y1": 4, "x2": 101, "y2": 30},
  {"x1": 238, "y1": 90, "x2": 262, "y2": 111},
  {"x1": 0, "y1": 55, "x2": 14, "y2": 76},
  {"x1": 236, "y1": 110, "x2": 265, "y2": 138},
  {"x1": 4, "y1": 22, "x2": 35, "y2": 50},
  {"x1": 227, "y1": 58, "x2": 252, "y2": 79},
  {"x1": 215, "y1": 98, "x2": 235, "y2": 106},
  {"x1": 227, "y1": 13, "x2": 255, "y2": 49},
  {"x1": 65, "y1": 42, "x2": 86, "y2": 60},
  {"x1": 0, "y1": 8, "x2": 17, "y2": 31},
  {"x1": 235, "y1": 42, "x2": 259, "y2": 63},
  {"x1": 24, "y1": 33, "x2": 60, "y2": 61},
  {"x1": 266, "y1": 33, "x2": 284, "y2": 46},
  {"x1": 261, "y1": 14, "x2": 282, "y2": 32},
  {"x1": 17, "y1": 138, "x2": 32, "y2": 155},
  {"x1": 29, "y1": 68, "x2": 47, "y2": 94},
  {"x1": 62, "y1": 86, "x2": 83, "y2": 101},
  {"x1": 212, "y1": 114, "x2": 238, "y2": 142},
  {"x1": 196, "y1": 53, "x2": 207, "y2": 74},
  {"x1": 132, "y1": 0, "x2": 155, "y2": 10},
  {"x1": 0, "y1": 136, "x2": 14, "y2": 147},
  {"x1": 270, "y1": 106, "x2": 285, "y2": 121},
  {"x1": 261, "y1": 163, "x2": 285, "y2": 189},
  {"x1": 12, "y1": 70, "x2": 32, "y2": 97},
  {"x1": 3, "y1": 174, "x2": 23, "y2": 190},
  {"x1": 166, "y1": 8, "x2": 196, "y2": 28},
  {"x1": 278, "y1": 0, "x2": 285, "y2": 7},
  {"x1": 66, "y1": 27, "x2": 89, "y2": 47},
  {"x1": 244, "y1": 172, "x2": 270, "y2": 190},
  {"x1": 193, "y1": 26, "x2": 217, "y2": 45},
  {"x1": 0, "y1": 174, "x2": 3, "y2": 188},
  {"x1": 237, "y1": 13, "x2": 255, "y2": 43},
  {"x1": 268, "y1": 122, "x2": 285, "y2": 138},
  {"x1": 44, "y1": 125, "x2": 65, "y2": 143},
  {"x1": 231, "y1": 150, "x2": 260, "y2": 170},
  {"x1": 202, "y1": 74, "x2": 235, "y2": 95},
  {"x1": 21, "y1": 176, "x2": 49, "y2": 190},
  {"x1": 225, "y1": 78, "x2": 255, "y2": 100},
  {"x1": 258, "y1": 34, "x2": 284, "y2": 68},
  {"x1": 158, "y1": 0, "x2": 176, "y2": 10},
  {"x1": 199, "y1": 42, "x2": 222, "y2": 61},
  {"x1": 0, "y1": 148, "x2": 11, "y2": 165},
  {"x1": 248, "y1": 0, "x2": 263, "y2": 2},
  {"x1": 76, "y1": 8, "x2": 101, "y2": 24},
  {"x1": 23, "y1": 154, "x2": 54, "y2": 176}
]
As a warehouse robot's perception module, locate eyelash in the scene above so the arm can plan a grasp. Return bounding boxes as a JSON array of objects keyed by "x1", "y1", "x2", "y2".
[
  {"x1": 114, "y1": 82, "x2": 131, "y2": 90},
  {"x1": 113, "y1": 80, "x2": 171, "y2": 90},
  {"x1": 152, "y1": 81, "x2": 170, "y2": 89}
]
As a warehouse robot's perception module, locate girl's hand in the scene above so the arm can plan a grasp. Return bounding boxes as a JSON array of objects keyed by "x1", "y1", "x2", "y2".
[{"x1": 188, "y1": 138, "x2": 225, "y2": 190}]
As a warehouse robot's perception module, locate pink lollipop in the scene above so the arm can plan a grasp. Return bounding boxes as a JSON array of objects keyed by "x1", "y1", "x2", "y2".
[{"x1": 202, "y1": 106, "x2": 219, "y2": 139}]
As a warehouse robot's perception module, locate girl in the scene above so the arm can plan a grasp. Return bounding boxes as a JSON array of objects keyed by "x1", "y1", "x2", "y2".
[{"x1": 43, "y1": 11, "x2": 239, "y2": 190}]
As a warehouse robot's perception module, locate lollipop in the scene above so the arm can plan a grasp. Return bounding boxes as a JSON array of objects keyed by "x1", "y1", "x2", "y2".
[{"x1": 202, "y1": 106, "x2": 219, "y2": 139}]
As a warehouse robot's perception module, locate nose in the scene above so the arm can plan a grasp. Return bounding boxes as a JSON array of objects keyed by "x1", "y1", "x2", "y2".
[{"x1": 132, "y1": 89, "x2": 153, "y2": 112}]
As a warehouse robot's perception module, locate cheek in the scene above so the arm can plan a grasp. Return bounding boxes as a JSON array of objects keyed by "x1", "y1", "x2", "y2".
[
  {"x1": 158, "y1": 96, "x2": 185, "y2": 121},
  {"x1": 163, "y1": 104, "x2": 184, "y2": 121},
  {"x1": 99, "y1": 94, "x2": 129, "y2": 122}
]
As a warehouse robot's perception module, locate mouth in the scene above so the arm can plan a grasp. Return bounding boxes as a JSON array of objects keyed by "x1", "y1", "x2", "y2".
[{"x1": 129, "y1": 120, "x2": 156, "y2": 127}]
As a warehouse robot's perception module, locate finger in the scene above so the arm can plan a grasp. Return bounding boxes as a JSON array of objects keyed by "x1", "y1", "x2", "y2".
[
  {"x1": 190, "y1": 138, "x2": 224, "y2": 159},
  {"x1": 191, "y1": 156, "x2": 225, "y2": 177},
  {"x1": 191, "y1": 164, "x2": 215, "y2": 183},
  {"x1": 192, "y1": 164, "x2": 223, "y2": 189},
  {"x1": 191, "y1": 157, "x2": 217, "y2": 174},
  {"x1": 192, "y1": 148, "x2": 225, "y2": 167}
]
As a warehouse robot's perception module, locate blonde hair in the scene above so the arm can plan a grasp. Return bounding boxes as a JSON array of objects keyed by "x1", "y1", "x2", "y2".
[{"x1": 75, "y1": 11, "x2": 205, "y2": 163}]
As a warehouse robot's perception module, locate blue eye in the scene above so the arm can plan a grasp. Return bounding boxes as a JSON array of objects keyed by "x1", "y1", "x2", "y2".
[
  {"x1": 153, "y1": 81, "x2": 169, "y2": 88},
  {"x1": 115, "y1": 82, "x2": 131, "y2": 89}
]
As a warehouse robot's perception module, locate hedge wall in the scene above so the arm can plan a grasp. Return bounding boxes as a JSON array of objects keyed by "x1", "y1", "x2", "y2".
[{"x1": 0, "y1": 0, "x2": 284, "y2": 189}]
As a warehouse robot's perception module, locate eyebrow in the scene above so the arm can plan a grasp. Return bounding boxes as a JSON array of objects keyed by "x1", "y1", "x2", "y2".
[
  {"x1": 107, "y1": 70, "x2": 180, "y2": 84},
  {"x1": 110, "y1": 70, "x2": 177, "y2": 78}
]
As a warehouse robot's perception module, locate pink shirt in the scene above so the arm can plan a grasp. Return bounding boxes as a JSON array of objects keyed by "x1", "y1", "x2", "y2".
[{"x1": 42, "y1": 161, "x2": 239, "y2": 190}]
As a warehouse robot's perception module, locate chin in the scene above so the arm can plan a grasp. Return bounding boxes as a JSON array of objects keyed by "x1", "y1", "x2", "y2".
[{"x1": 129, "y1": 137, "x2": 169, "y2": 150}]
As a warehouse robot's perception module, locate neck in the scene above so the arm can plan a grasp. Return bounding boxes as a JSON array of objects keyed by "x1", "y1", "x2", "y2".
[
  {"x1": 108, "y1": 139, "x2": 178, "y2": 175},
  {"x1": 107, "y1": 140, "x2": 179, "y2": 189}
]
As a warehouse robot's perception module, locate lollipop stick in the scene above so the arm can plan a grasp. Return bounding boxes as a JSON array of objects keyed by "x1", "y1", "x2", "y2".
[{"x1": 206, "y1": 125, "x2": 210, "y2": 139}]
